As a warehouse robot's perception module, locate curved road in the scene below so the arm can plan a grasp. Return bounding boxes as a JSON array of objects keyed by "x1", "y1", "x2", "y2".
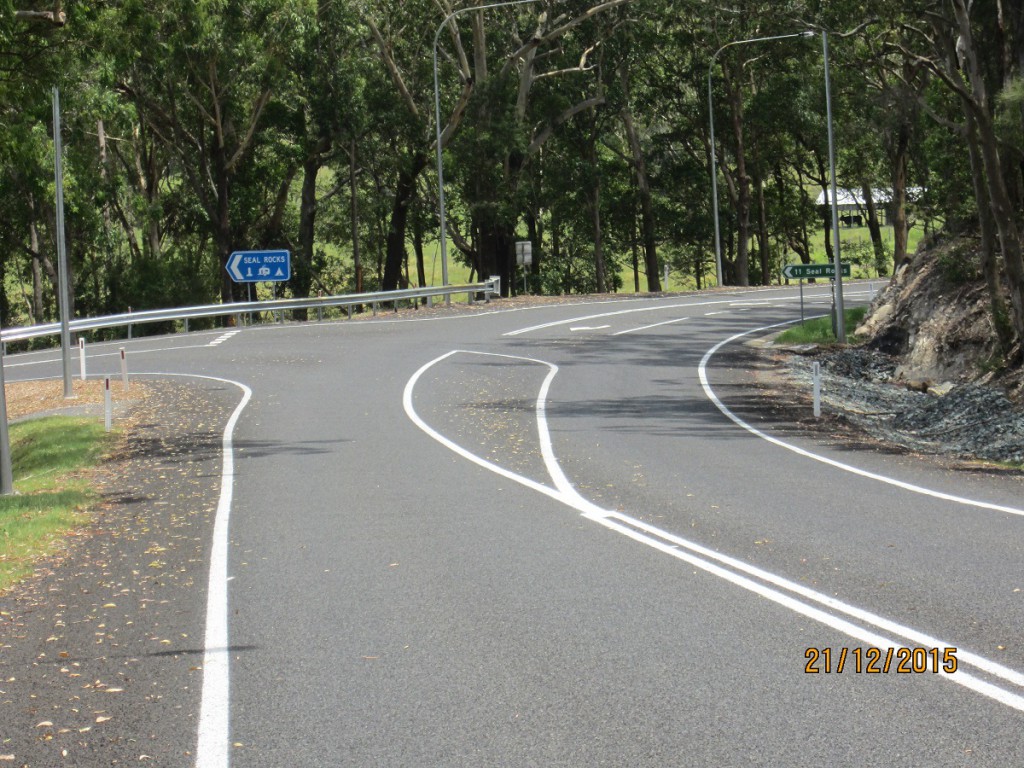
[{"x1": 9, "y1": 284, "x2": 1024, "y2": 766}]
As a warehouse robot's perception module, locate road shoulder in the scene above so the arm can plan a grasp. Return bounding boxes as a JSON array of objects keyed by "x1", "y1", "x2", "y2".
[{"x1": 0, "y1": 378, "x2": 238, "y2": 766}]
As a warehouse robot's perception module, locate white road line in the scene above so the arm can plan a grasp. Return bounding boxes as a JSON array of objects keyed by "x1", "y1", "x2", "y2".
[
  {"x1": 208, "y1": 330, "x2": 242, "y2": 347},
  {"x1": 404, "y1": 350, "x2": 1024, "y2": 713},
  {"x1": 503, "y1": 286, "x2": 879, "y2": 338},
  {"x1": 22, "y1": 371, "x2": 252, "y2": 765},
  {"x1": 505, "y1": 297, "x2": 816, "y2": 337},
  {"x1": 569, "y1": 325, "x2": 611, "y2": 332},
  {"x1": 612, "y1": 317, "x2": 690, "y2": 336},
  {"x1": 697, "y1": 321, "x2": 1024, "y2": 518},
  {"x1": 188, "y1": 373, "x2": 251, "y2": 768}
]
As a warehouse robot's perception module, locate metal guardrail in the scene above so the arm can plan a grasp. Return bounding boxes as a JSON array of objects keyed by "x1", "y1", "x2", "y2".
[{"x1": 1, "y1": 278, "x2": 501, "y2": 344}]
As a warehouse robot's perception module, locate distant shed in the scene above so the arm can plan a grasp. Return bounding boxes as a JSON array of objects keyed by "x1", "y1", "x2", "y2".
[{"x1": 815, "y1": 188, "x2": 892, "y2": 227}]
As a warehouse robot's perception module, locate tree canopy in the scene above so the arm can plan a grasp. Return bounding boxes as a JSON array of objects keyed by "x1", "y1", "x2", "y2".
[{"x1": 2, "y1": 0, "x2": 1023, "y2": 355}]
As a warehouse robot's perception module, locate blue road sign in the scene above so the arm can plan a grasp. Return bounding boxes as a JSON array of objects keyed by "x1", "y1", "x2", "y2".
[{"x1": 227, "y1": 250, "x2": 291, "y2": 283}]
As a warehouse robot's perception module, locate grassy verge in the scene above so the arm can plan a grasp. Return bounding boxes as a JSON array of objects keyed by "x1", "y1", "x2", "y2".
[
  {"x1": 0, "y1": 416, "x2": 112, "y2": 590},
  {"x1": 775, "y1": 307, "x2": 869, "y2": 346}
]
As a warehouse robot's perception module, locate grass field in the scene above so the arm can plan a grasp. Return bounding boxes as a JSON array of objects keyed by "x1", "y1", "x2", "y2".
[
  {"x1": 0, "y1": 417, "x2": 111, "y2": 590},
  {"x1": 365, "y1": 221, "x2": 922, "y2": 295}
]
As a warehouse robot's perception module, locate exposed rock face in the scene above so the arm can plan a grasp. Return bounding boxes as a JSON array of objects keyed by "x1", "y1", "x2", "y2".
[{"x1": 855, "y1": 238, "x2": 1001, "y2": 390}]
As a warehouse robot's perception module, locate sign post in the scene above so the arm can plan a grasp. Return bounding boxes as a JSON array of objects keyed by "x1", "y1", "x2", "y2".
[{"x1": 783, "y1": 263, "x2": 851, "y2": 328}]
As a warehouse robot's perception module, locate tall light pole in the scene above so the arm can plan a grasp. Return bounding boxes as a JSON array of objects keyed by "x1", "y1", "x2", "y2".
[
  {"x1": 52, "y1": 87, "x2": 74, "y2": 397},
  {"x1": 822, "y1": 30, "x2": 846, "y2": 342},
  {"x1": 433, "y1": 0, "x2": 541, "y2": 300},
  {"x1": 707, "y1": 31, "x2": 814, "y2": 289}
]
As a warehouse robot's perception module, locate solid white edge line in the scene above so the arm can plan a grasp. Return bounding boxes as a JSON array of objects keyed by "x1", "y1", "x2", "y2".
[
  {"x1": 404, "y1": 348, "x2": 1024, "y2": 712},
  {"x1": 697, "y1": 322, "x2": 1024, "y2": 518},
  {"x1": 184, "y1": 373, "x2": 252, "y2": 768},
  {"x1": 25, "y1": 371, "x2": 252, "y2": 766},
  {"x1": 127, "y1": 373, "x2": 252, "y2": 768}
]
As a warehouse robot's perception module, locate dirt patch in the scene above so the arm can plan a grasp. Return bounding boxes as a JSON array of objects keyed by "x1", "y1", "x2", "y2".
[{"x1": 5, "y1": 378, "x2": 144, "y2": 422}]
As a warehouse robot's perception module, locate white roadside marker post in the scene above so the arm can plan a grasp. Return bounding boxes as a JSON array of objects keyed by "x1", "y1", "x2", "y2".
[
  {"x1": 104, "y1": 377, "x2": 112, "y2": 432},
  {"x1": 813, "y1": 362, "x2": 822, "y2": 419}
]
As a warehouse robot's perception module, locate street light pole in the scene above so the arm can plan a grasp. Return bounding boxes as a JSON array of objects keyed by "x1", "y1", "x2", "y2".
[
  {"x1": 822, "y1": 30, "x2": 846, "y2": 343},
  {"x1": 433, "y1": 0, "x2": 540, "y2": 302},
  {"x1": 707, "y1": 31, "x2": 814, "y2": 289},
  {"x1": 52, "y1": 86, "x2": 74, "y2": 397}
]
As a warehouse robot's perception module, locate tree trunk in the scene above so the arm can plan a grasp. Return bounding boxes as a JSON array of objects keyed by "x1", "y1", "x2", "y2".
[
  {"x1": 350, "y1": 140, "x2": 363, "y2": 293},
  {"x1": 413, "y1": 214, "x2": 427, "y2": 290},
  {"x1": 754, "y1": 167, "x2": 770, "y2": 285},
  {"x1": 382, "y1": 154, "x2": 428, "y2": 291},
  {"x1": 620, "y1": 63, "x2": 660, "y2": 292},
  {"x1": 591, "y1": 167, "x2": 606, "y2": 294},
  {"x1": 890, "y1": 123, "x2": 911, "y2": 269},
  {"x1": 726, "y1": 71, "x2": 751, "y2": 286},
  {"x1": 860, "y1": 183, "x2": 887, "y2": 275},
  {"x1": 295, "y1": 153, "x2": 320, "y2": 319},
  {"x1": 953, "y1": 0, "x2": 1024, "y2": 349},
  {"x1": 964, "y1": 108, "x2": 1014, "y2": 351}
]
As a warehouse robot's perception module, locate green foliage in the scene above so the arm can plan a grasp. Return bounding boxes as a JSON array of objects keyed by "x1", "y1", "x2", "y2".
[
  {"x1": 0, "y1": 0, "x2": 1019, "y2": 355},
  {"x1": 775, "y1": 307, "x2": 869, "y2": 345}
]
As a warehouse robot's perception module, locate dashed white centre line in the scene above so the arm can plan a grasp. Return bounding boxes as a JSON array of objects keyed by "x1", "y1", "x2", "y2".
[{"x1": 208, "y1": 330, "x2": 242, "y2": 347}]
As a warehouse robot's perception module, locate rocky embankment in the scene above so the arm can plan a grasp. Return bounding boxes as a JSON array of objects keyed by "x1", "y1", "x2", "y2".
[{"x1": 780, "y1": 240, "x2": 1024, "y2": 466}]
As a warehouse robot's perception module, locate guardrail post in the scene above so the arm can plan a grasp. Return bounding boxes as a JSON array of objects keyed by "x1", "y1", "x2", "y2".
[
  {"x1": 127, "y1": 306, "x2": 133, "y2": 339},
  {"x1": 184, "y1": 317, "x2": 190, "y2": 334}
]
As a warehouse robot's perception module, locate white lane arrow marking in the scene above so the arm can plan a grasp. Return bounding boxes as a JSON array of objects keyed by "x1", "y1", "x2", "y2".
[{"x1": 227, "y1": 252, "x2": 245, "y2": 281}]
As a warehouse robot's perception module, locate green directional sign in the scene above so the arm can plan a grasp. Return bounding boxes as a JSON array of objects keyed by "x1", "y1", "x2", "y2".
[{"x1": 782, "y1": 262, "x2": 851, "y2": 280}]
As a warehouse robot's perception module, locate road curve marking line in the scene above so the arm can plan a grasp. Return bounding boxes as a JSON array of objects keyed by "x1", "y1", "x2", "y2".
[
  {"x1": 613, "y1": 317, "x2": 690, "y2": 336},
  {"x1": 698, "y1": 322, "x2": 1024, "y2": 519},
  {"x1": 403, "y1": 353, "x2": 1024, "y2": 712},
  {"x1": 132, "y1": 372, "x2": 252, "y2": 768},
  {"x1": 502, "y1": 287, "x2": 855, "y2": 337},
  {"x1": 504, "y1": 296, "x2": 816, "y2": 337},
  {"x1": 403, "y1": 351, "x2": 565, "y2": 503}
]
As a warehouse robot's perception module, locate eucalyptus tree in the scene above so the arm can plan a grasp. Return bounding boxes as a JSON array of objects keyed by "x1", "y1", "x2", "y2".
[
  {"x1": 886, "y1": 0, "x2": 1024, "y2": 353},
  {"x1": 364, "y1": 0, "x2": 636, "y2": 295},
  {"x1": 105, "y1": 0, "x2": 306, "y2": 306}
]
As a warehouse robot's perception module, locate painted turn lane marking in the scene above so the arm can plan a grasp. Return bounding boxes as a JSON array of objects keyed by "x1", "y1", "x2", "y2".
[{"x1": 404, "y1": 348, "x2": 1024, "y2": 714}]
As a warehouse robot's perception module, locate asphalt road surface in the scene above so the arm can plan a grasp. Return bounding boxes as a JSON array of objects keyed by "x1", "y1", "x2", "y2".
[{"x1": 7, "y1": 284, "x2": 1024, "y2": 766}]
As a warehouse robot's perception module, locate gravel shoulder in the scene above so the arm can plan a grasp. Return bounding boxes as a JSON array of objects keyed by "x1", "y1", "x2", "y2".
[{"x1": 754, "y1": 340, "x2": 1024, "y2": 469}]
